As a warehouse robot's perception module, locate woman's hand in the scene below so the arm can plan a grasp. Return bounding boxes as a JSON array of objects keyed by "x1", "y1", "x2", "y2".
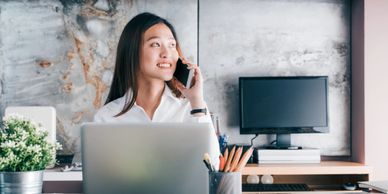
[{"x1": 176, "y1": 59, "x2": 206, "y2": 109}]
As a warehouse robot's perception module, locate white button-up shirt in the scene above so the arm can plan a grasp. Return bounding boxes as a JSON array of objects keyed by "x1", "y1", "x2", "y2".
[{"x1": 94, "y1": 85, "x2": 220, "y2": 169}]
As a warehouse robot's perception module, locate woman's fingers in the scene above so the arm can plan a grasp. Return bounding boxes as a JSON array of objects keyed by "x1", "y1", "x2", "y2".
[
  {"x1": 181, "y1": 58, "x2": 190, "y2": 65},
  {"x1": 186, "y1": 63, "x2": 198, "y2": 69},
  {"x1": 193, "y1": 66, "x2": 202, "y2": 83},
  {"x1": 175, "y1": 58, "x2": 202, "y2": 91},
  {"x1": 179, "y1": 58, "x2": 198, "y2": 69}
]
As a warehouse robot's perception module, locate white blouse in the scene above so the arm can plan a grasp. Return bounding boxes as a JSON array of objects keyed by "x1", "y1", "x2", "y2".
[{"x1": 94, "y1": 85, "x2": 220, "y2": 169}]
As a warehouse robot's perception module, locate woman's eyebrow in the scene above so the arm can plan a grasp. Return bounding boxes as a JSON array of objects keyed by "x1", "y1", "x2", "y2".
[
  {"x1": 146, "y1": 36, "x2": 175, "y2": 41},
  {"x1": 146, "y1": 36, "x2": 160, "y2": 41}
]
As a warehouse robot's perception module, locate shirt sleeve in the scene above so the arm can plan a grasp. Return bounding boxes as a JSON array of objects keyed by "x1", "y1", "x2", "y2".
[
  {"x1": 183, "y1": 104, "x2": 221, "y2": 171},
  {"x1": 209, "y1": 125, "x2": 221, "y2": 171},
  {"x1": 93, "y1": 106, "x2": 111, "y2": 123},
  {"x1": 93, "y1": 112, "x2": 103, "y2": 122}
]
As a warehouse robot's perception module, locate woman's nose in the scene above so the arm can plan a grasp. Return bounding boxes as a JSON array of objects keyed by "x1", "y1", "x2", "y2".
[{"x1": 160, "y1": 45, "x2": 170, "y2": 58}]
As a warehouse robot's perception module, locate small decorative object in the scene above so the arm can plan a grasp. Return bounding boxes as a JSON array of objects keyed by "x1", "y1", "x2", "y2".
[
  {"x1": 0, "y1": 114, "x2": 61, "y2": 194},
  {"x1": 247, "y1": 175, "x2": 260, "y2": 184},
  {"x1": 261, "y1": 174, "x2": 274, "y2": 184}
]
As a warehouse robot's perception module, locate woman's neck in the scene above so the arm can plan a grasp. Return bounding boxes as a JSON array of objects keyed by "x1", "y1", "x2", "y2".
[{"x1": 136, "y1": 79, "x2": 165, "y2": 120}]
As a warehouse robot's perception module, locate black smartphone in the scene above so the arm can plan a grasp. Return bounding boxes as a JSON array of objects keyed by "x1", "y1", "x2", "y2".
[{"x1": 173, "y1": 58, "x2": 194, "y2": 88}]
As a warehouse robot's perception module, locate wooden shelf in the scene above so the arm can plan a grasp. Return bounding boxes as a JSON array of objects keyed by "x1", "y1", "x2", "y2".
[
  {"x1": 241, "y1": 161, "x2": 372, "y2": 193},
  {"x1": 243, "y1": 191, "x2": 368, "y2": 194},
  {"x1": 242, "y1": 161, "x2": 372, "y2": 175}
]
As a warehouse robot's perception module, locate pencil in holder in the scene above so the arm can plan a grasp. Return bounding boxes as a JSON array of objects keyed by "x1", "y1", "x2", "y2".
[{"x1": 208, "y1": 171, "x2": 242, "y2": 194}]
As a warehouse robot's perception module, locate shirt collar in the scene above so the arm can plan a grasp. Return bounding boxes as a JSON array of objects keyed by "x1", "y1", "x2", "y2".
[{"x1": 124, "y1": 84, "x2": 179, "y2": 106}]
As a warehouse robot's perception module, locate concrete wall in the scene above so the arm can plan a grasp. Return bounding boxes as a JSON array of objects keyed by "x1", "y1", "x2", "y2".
[
  {"x1": 0, "y1": 0, "x2": 197, "y2": 155},
  {"x1": 364, "y1": 0, "x2": 388, "y2": 181},
  {"x1": 1, "y1": 0, "x2": 352, "y2": 157},
  {"x1": 200, "y1": 0, "x2": 351, "y2": 155}
]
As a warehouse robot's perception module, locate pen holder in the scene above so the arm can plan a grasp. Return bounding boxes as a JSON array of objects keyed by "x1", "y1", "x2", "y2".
[{"x1": 209, "y1": 171, "x2": 242, "y2": 194}]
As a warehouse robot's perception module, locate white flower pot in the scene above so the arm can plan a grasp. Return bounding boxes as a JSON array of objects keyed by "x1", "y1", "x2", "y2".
[{"x1": 0, "y1": 170, "x2": 43, "y2": 194}]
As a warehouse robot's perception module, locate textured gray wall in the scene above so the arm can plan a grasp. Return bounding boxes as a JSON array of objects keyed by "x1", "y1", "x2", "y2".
[
  {"x1": 200, "y1": 0, "x2": 350, "y2": 155},
  {"x1": 0, "y1": 0, "x2": 197, "y2": 156},
  {"x1": 0, "y1": 0, "x2": 351, "y2": 156}
]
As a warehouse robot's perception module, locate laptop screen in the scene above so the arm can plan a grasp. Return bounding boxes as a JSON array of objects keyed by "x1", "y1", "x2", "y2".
[{"x1": 81, "y1": 123, "x2": 216, "y2": 194}]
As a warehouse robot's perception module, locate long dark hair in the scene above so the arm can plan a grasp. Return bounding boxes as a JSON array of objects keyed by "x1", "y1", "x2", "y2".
[{"x1": 105, "y1": 12, "x2": 183, "y2": 117}]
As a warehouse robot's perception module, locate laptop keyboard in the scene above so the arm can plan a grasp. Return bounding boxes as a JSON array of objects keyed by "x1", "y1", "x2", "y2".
[{"x1": 242, "y1": 183, "x2": 311, "y2": 192}]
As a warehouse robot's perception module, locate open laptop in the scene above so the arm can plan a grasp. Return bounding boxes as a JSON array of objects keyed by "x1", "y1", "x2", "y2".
[{"x1": 81, "y1": 123, "x2": 214, "y2": 194}]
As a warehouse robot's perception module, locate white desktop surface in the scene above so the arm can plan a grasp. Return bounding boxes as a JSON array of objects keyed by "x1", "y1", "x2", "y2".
[{"x1": 44, "y1": 168, "x2": 82, "y2": 181}]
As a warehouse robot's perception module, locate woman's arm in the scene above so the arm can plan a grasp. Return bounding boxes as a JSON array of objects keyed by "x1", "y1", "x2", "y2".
[{"x1": 176, "y1": 60, "x2": 221, "y2": 169}]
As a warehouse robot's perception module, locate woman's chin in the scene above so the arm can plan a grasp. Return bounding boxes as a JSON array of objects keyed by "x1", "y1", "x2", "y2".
[{"x1": 163, "y1": 75, "x2": 174, "y2": 81}]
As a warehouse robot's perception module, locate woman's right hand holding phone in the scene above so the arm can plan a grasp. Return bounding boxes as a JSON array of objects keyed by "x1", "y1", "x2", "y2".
[{"x1": 176, "y1": 58, "x2": 206, "y2": 112}]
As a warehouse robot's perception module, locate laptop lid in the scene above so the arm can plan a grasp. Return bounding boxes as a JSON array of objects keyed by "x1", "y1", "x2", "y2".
[{"x1": 81, "y1": 123, "x2": 213, "y2": 194}]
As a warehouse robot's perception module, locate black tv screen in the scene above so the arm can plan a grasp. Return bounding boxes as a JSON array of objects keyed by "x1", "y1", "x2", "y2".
[{"x1": 239, "y1": 76, "x2": 329, "y2": 134}]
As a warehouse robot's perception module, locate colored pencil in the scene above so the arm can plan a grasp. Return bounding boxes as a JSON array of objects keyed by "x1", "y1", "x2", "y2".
[
  {"x1": 230, "y1": 146, "x2": 242, "y2": 172},
  {"x1": 219, "y1": 155, "x2": 226, "y2": 171},
  {"x1": 224, "y1": 145, "x2": 236, "y2": 172},
  {"x1": 235, "y1": 146, "x2": 253, "y2": 172}
]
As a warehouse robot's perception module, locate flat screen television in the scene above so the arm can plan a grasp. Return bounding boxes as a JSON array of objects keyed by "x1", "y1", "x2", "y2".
[{"x1": 239, "y1": 76, "x2": 329, "y2": 149}]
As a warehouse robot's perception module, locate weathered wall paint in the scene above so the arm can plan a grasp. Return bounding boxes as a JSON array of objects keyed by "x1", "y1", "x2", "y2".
[
  {"x1": 200, "y1": 0, "x2": 350, "y2": 155},
  {"x1": 0, "y1": 0, "x2": 197, "y2": 157},
  {"x1": 0, "y1": 0, "x2": 350, "y2": 157}
]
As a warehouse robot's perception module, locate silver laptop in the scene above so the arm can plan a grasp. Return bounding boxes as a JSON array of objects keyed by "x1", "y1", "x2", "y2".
[{"x1": 81, "y1": 123, "x2": 213, "y2": 194}]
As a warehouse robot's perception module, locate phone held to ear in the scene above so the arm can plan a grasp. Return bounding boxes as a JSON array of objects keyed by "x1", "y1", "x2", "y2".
[{"x1": 173, "y1": 58, "x2": 194, "y2": 88}]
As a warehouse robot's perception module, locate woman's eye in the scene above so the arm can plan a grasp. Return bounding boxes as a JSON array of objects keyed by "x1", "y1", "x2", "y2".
[
  {"x1": 170, "y1": 43, "x2": 176, "y2": 47},
  {"x1": 151, "y1": 42, "x2": 160, "y2": 47}
]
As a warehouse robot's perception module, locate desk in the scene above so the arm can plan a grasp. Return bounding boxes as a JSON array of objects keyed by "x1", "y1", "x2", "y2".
[
  {"x1": 43, "y1": 168, "x2": 82, "y2": 193},
  {"x1": 44, "y1": 168, "x2": 82, "y2": 181}
]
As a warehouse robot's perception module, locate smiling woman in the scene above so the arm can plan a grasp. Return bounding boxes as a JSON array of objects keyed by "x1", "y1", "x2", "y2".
[
  {"x1": 94, "y1": 12, "x2": 209, "y2": 121},
  {"x1": 138, "y1": 23, "x2": 179, "y2": 91},
  {"x1": 93, "y1": 12, "x2": 220, "y2": 163}
]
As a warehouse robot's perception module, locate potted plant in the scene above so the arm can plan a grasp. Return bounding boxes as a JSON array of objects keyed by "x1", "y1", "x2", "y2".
[{"x1": 0, "y1": 114, "x2": 61, "y2": 194}]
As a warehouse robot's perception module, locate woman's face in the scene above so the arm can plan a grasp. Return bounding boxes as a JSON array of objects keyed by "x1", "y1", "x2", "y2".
[{"x1": 139, "y1": 23, "x2": 179, "y2": 82}]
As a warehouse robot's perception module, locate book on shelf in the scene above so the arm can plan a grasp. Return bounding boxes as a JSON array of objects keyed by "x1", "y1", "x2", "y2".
[{"x1": 358, "y1": 181, "x2": 388, "y2": 193}]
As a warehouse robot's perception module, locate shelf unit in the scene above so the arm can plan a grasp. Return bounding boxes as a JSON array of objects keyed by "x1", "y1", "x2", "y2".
[
  {"x1": 242, "y1": 161, "x2": 372, "y2": 175},
  {"x1": 241, "y1": 161, "x2": 372, "y2": 192}
]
